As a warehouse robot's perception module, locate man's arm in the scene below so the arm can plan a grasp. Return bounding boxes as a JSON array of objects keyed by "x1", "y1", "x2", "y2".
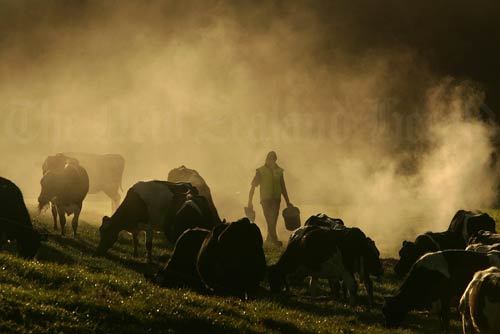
[
  {"x1": 281, "y1": 174, "x2": 292, "y2": 207},
  {"x1": 248, "y1": 171, "x2": 260, "y2": 208}
]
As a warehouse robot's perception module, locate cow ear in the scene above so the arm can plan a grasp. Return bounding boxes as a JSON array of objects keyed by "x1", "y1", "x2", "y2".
[{"x1": 402, "y1": 240, "x2": 409, "y2": 247}]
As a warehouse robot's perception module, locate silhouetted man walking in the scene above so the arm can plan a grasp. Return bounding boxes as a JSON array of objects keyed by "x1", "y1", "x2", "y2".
[{"x1": 248, "y1": 151, "x2": 292, "y2": 246}]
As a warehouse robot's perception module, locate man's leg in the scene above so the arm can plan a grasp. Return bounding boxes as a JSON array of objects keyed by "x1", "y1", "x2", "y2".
[{"x1": 262, "y1": 199, "x2": 281, "y2": 245}]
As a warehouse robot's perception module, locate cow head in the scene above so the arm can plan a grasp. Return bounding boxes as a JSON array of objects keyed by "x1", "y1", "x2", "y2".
[
  {"x1": 364, "y1": 237, "x2": 383, "y2": 277},
  {"x1": 96, "y1": 216, "x2": 118, "y2": 255},
  {"x1": 394, "y1": 240, "x2": 418, "y2": 277},
  {"x1": 38, "y1": 172, "x2": 58, "y2": 210},
  {"x1": 465, "y1": 213, "x2": 496, "y2": 241},
  {"x1": 382, "y1": 296, "x2": 405, "y2": 328}
]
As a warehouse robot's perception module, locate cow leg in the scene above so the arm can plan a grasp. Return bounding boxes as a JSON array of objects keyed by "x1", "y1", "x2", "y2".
[
  {"x1": 132, "y1": 231, "x2": 139, "y2": 258},
  {"x1": 104, "y1": 189, "x2": 121, "y2": 214},
  {"x1": 361, "y1": 271, "x2": 374, "y2": 308},
  {"x1": 439, "y1": 298, "x2": 451, "y2": 334},
  {"x1": 51, "y1": 203, "x2": 58, "y2": 230},
  {"x1": 145, "y1": 224, "x2": 153, "y2": 263},
  {"x1": 308, "y1": 276, "x2": 318, "y2": 298},
  {"x1": 328, "y1": 279, "x2": 341, "y2": 299},
  {"x1": 342, "y1": 271, "x2": 357, "y2": 305},
  {"x1": 71, "y1": 207, "x2": 81, "y2": 237},
  {"x1": 58, "y1": 207, "x2": 67, "y2": 236}
]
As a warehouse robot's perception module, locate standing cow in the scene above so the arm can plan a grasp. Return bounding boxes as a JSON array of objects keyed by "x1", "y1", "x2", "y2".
[
  {"x1": 167, "y1": 165, "x2": 221, "y2": 224},
  {"x1": 43, "y1": 153, "x2": 125, "y2": 212},
  {"x1": 0, "y1": 177, "x2": 43, "y2": 258},
  {"x1": 38, "y1": 163, "x2": 89, "y2": 237},
  {"x1": 96, "y1": 180, "x2": 214, "y2": 262}
]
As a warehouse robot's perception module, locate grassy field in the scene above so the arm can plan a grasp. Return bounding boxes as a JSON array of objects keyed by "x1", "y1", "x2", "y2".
[{"x1": 2, "y1": 208, "x2": 497, "y2": 334}]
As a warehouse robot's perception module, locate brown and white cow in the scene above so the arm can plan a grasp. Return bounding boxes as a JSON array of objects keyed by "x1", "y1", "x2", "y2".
[
  {"x1": 43, "y1": 153, "x2": 125, "y2": 212},
  {"x1": 38, "y1": 163, "x2": 89, "y2": 237},
  {"x1": 460, "y1": 266, "x2": 500, "y2": 334}
]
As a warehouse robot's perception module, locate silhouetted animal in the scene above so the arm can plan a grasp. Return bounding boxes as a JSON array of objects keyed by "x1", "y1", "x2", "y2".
[
  {"x1": 383, "y1": 250, "x2": 500, "y2": 334},
  {"x1": 448, "y1": 210, "x2": 497, "y2": 247},
  {"x1": 151, "y1": 228, "x2": 210, "y2": 289},
  {"x1": 0, "y1": 177, "x2": 43, "y2": 258},
  {"x1": 394, "y1": 230, "x2": 463, "y2": 277},
  {"x1": 96, "y1": 181, "x2": 213, "y2": 262},
  {"x1": 468, "y1": 230, "x2": 500, "y2": 247},
  {"x1": 197, "y1": 218, "x2": 266, "y2": 296},
  {"x1": 43, "y1": 153, "x2": 125, "y2": 212},
  {"x1": 38, "y1": 163, "x2": 89, "y2": 237},
  {"x1": 167, "y1": 165, "x2": 221, "y2": 224}
]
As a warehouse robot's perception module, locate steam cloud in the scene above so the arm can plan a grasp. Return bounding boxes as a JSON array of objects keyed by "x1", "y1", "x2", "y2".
[{"x1": 1, "y1": 0, "x2": 499, "y2": 255}]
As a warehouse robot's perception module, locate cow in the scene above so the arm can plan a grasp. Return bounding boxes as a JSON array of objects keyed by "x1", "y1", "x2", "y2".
[
  {"x1": 38, "y1": 163, "x2": 89, "y2": 237},
  {"x1": 466, "y1": 243, "x2": 500, "y2": 253},
  {"x1": 197, "y1": 218, "x2": 266, "y2": 296},
  {"x1": 43, "y1": 153, "x2": 125, "y2": 212},
  {"x1": 96, "y1": 180, "x2": 214, "y2": 262},
  {"x1": 468, "y1": 230, "x2": 500, "y2": 246},
  {"x1": 150, "y1": 228, "x2": 210, "y2": 289},
  {"x1": 460, "y1": 266, "x2": 500, "y2": 334},
  {"x1": 448, "y1": 210, "x2": 497, "y2": 248},
  {"x1": 167, "y1": 165, "x2": 221, "y2": 224},
  {"x1": 270, "y1": 223, "x2": 383, "y2": 306},
  {"x1": 0, "y1": 177, "x2": 43, "y2": 258},
  {"x1": 394, "y1": 231, "x2": 464, "y2": 277},
  {"x1": 269, "y1": 225, "x2": 356, "y2": 302},
  {"x1": 383, "y1": 250, "x2": 500, "y2": 334}
]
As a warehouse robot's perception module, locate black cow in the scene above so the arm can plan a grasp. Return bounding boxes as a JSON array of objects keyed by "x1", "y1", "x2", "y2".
[
  {"x1": 448, "y1": 210, "x2": 497, "y2": 247},
  {"x1": 269, "y1": 225, "x2": 356, "y2": 301},
  {"x1": 383, "y1": 250, "x2": 500, "y2": 333},
  {"x1": 38, "y1": 163, "x2": 89, "y2": 237},
  {"x1": 197, "y1": 218, "x2": 266, "y2": 296},
  {"x1": 394, "y1": 230, "x2": 463, "y2": 277},
  {"x1": 460, "y1": 266, "x2": 500, "y2": 334},
  {"x1": 96, "y1": 180, "x2": 213, "y2": 262},
  {"x1": 270, "y1": 223, "x2": 382, "y2": 306},
  {"x1": 167, "y1": 166, "x2": 221, "y2": 224},
  {"x1": 43, "y1": 153, "x2": 125, "y2": 212},
  {"x1": 0, "y1": 177, "x2": 43, "y2": 258},
  {"x1": 150, "y1": 228, "x2": 210, "y2": 289}
]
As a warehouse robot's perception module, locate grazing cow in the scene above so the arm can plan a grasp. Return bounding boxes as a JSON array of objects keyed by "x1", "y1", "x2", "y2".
[
  {"x1": 150, "y1": 228, "x2": 210, "y2": 289},
  {"x1": 394, "y1": 231, "x2": 463, "y2": 277},
  {"x1": 197, "y1": 218, "x2": 266, "y2": 296},
  {"x1": 383, "y1": 250, "x2": 500, "y2": 333},
  {"x1": 38, "y1": 163, "x2": 89, "y2": 237},
  {"x1": 272, "y1": 224, "x2": 382, "y2": 306},
  {"x1": 270, "y1": 226, "x2": 356, "y2": 302},
  {"x1": 43, "y1": 153, "x2": 125, "y2": 212},
  {"x1": 0, "y1": 177, "x2": 43, "y2": 258},
  {"x1": 466, "y1": 243, "x2": 500, "y2": 253},
  {"x1": 460, "y1": 266, "x2": 500, "y2": 334},
  {"x1": 96, "y1": 181, "x2": 213, "y2": 262},
  {"x1": 448, "y1": 210, "x2": 497, "y2": 247},
  {"x1": 167, "y1": 165, "x2": 221, "y2": 224},
  {"x1": 468, "y1": 230, "x2": 500, "y2": 246}
]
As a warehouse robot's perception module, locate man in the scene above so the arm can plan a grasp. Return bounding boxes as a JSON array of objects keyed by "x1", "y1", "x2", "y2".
[{"x1": 248, "y1": 151, "x2": 293, "y2": 246}]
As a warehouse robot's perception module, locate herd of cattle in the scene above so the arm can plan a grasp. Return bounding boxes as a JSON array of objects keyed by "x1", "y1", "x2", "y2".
[{"x1": 1, "y1": 153, "x2": 500, "y2": 333}]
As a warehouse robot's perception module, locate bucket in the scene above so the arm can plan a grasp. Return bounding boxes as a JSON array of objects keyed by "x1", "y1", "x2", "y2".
[{"x1": 282, "y1": 206, "x2": 301, "y2": 231}]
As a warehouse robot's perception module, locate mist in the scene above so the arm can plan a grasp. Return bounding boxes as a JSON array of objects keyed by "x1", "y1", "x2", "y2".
[{"x1": 1, "y1": 0, "x2": 499, "y2": 256}]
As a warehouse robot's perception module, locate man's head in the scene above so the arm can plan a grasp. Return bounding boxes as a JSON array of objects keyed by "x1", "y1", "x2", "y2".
[{"x1": 265, "y1": 151, "x2": 277, "y2": 166}]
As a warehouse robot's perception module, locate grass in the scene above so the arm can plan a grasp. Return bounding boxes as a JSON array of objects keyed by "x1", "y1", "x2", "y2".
[{"x1": 2, "y1": 208, "x2": 497, "y2": 334}]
